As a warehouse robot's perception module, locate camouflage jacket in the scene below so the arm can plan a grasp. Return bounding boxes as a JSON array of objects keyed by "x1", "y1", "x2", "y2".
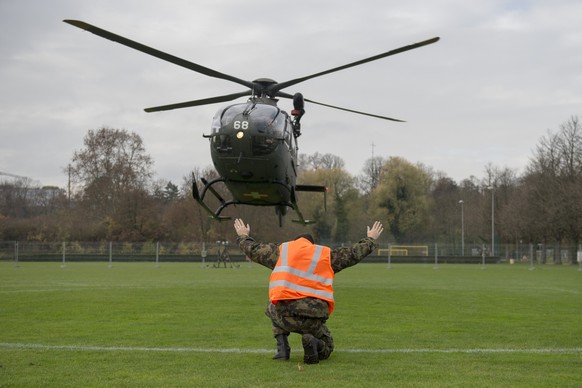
[
  {"x1": 237, "y1": 235, "x2": 377, "y2": 318},
  {"x1": 236, "y1": 235, "x2": 378, "y2": 273}
]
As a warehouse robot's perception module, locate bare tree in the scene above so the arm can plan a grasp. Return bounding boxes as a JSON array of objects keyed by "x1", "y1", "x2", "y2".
[
  {"x1": 69, "y1": 127, "x2": 153, "y2": 212},
  {"x1": 304, "y1": 152, "x2": 345, "y2": 170},
  {"x1": 523, "y1": 116, "x2": 582, "y2": 262},
  {"x1": 0, "y1": 178, "x2": 34, "y2": 218},
  {"x1": 359, "y1": 156, "x2": 384, "y2": 194},
  {"x1": 68, "y1": 127, "x2": 154, "y2": 239}
]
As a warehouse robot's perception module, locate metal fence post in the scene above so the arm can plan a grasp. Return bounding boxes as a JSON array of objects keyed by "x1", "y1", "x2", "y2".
[
  {"x1": 14, "y1": 241, "x2": 19, "y2": 267},
  {"x1": 201, "y1": 242, "x2": 207, "y2": 268},
  {"x1": 529, "y1": 243, "x2": 536, "y2": 271},
  {"x1": 61, "y1": 241, "x2": 66, "y2": 268},
  {"x1": 155, "y1": 241, "x2": 160, "y2": 267},
  {"x1": 108, "y1": 241, "x2": 113, "y2": 268}
]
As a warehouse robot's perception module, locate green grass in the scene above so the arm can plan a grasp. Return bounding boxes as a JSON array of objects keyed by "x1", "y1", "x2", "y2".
[{"x1": 1, "y1": 262, "x2": 581, "y2": 387}]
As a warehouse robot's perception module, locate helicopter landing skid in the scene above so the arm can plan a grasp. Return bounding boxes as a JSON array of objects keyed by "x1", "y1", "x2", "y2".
[
  {"x1": 191, "y1": 175, "x2": 233, "y2": 222},
  {"x1": 291, "y1": 184, "x2": 328, "y2": 225},
  {"x1": 192, "y1": 175, "x2": 326, "y2": 226}
]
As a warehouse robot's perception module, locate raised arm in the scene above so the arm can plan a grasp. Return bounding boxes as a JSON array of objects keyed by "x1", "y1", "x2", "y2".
[
  {"x1": 331, "y1": 221, "x2": 384, "y2": 273},
  {"x1": 233, "y1": 218, "x2": 279, "y2": 269}
]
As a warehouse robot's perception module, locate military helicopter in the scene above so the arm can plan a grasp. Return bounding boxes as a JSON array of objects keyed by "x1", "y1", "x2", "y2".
[{"x1": 64, "y1": 19, "x2": 439, "y2": 226}]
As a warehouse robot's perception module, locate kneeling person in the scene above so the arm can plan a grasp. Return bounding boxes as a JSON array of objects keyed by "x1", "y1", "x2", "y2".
[{"x1": 233, "y1": 218, "x2": 383, "y2": 364}]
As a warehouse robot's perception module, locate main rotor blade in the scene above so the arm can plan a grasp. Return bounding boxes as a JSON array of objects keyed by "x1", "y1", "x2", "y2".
[
  {"x1": 275, "y1": 91, "x2": 404, "y2": 121},
  {"x1": 144, "y1": 91, "x2": 252, "y2": 112},
  {"x1": 272, "y1": 37, "x2": 440, "y2": 93},
  {"x1": 63, "y1": 19, "x2": 255, "y2": 90},
  {"x1": 304, "y1": 98, "x2": 405, "y2": 122}
]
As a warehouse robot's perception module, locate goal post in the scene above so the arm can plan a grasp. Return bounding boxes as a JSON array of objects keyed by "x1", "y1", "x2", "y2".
[{"x1": 378, "y1": 245, "x2": 429, "y2": 256}]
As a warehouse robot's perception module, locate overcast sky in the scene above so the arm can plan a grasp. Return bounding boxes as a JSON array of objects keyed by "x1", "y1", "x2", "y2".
[{"x1": 1, "y1": 0, "x2": 581, "y2": 188}]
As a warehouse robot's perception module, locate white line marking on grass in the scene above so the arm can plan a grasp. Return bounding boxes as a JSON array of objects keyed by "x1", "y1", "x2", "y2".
[
  {"x1": 342, "y1": 348, "x2": 582, "y2": 354},
  {"x1": 1, "y1": 343, "x2": 581, "y2": 355},
  {"x1": 0, "y1": 343, "x2": 270, "y2": 353}
]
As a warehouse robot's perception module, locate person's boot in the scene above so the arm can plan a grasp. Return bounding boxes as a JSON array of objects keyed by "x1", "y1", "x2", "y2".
[
  {"x1": 302, "y1": 334, "x2": 321, "y2": 364},
  {"x1": 273, "y1": 334, "x2": 290, "y2": 360}
]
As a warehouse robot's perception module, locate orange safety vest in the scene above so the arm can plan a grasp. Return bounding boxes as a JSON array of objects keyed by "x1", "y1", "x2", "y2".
[{"x1": 269, "y1": 238, "x2": 335, "y2": 314}]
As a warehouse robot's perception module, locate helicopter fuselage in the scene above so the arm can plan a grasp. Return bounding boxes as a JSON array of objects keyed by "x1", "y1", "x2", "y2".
[{"x1": 206, "y1": 98, "x2": 298, "y2": 207}]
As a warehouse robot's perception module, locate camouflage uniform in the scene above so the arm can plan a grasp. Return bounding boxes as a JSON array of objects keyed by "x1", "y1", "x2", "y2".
[{"x1": 237, "y1": 235, "x2": 378, "y2": 361}]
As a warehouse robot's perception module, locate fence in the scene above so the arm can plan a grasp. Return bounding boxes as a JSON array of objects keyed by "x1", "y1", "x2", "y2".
[
  {"x1": 0, "y1": 241, "x2": 245, "y2": 267},
  {"x1": 1, "y1": 241, "x2": 581, "y2": 267}
]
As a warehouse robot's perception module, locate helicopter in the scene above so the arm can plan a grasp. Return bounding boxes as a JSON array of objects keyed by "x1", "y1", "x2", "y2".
[{"x1": 64, "y1": 19, "x2": 439, "y2": 226}]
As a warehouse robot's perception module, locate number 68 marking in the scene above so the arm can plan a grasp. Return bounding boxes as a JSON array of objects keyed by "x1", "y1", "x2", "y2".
[{"x1": 234, "y1": 121, "x2": 249, "y2": 130}]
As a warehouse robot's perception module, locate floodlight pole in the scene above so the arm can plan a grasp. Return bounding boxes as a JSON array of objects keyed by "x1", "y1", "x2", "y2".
[
  {"x1": 459, "y1": 200, "x2": 465, "y2": 256},
  {"x1": 488, "y1": 186, "x2": 495, "y2": 256}
]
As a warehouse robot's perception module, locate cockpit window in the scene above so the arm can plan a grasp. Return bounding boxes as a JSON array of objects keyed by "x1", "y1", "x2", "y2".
[
  {"x1": 210, "y1": 102, "x2": 295, "y2": 156},
  {"x1": 210, "y1": 113, "x2": 221, "y2": 134},
  {"x1": 252, "y1": 135, "x2": 277, "y2": 155},
  {"x1": 251, "y1": 106, "x2": 279, "y2": 134},
  {"x1": 212, "y1": 104, "x2": 245, "y2": 134},
  {"x1": 222, "y1": 105, "x2": 246, "y2": 126},
  {"x1": 212, "y1": 103, "x2": 289, "y2": 137}
]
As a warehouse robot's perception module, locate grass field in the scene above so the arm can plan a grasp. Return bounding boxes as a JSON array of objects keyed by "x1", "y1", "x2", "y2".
[{"x1": 1, "y1": 261, "x2": 581, "y2": 387}]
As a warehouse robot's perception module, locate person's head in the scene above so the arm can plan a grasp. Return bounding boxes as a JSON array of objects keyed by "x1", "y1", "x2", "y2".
[{"x1": 294, "y1": 233, "x2": 315, "y2": 244}]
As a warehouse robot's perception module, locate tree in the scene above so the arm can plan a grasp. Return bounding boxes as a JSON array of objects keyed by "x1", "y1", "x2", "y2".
[
  {"x1": 359, "y1": 156, "x2": 384, "y2": 194},
  {"x1": 303, "y1": 152, "x2": 345, "y2": 170},
  {"x1": 162, "y1": 181, "x2": 180, "y2": 203},
  {"x1": 68, "y1": 127, "x2": 154, "y2": 239},
  {"x1": 0, "y1": 177, "x2": 35, "y2": 218},
  {"x1": 428, "y1": 175, "x2": 460, "y2": 246},
  {"x1": 371, "y1": 157, "x2": 432, "y2": 241},
  {"x1": 522, "y1": 116, "x2": 582, "y2": 263},
  {"x1": 305, "y1": 165, "x2": 355, "y2": 243}
]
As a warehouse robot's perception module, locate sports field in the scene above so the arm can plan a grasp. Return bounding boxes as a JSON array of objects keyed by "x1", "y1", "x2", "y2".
[{"x1": 1, "y1": 261, "x2": 581, "y2": 387}]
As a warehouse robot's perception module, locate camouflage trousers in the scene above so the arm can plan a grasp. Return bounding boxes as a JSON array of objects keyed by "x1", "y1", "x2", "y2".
[{"x1": 265, "y1": 299, "x2": 335, "y2": 360}]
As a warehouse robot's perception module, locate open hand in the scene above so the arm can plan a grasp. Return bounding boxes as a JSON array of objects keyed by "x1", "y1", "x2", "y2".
[
  {"x1": 234, "y1": 218, "x2": 250, "y2": 237},
  {"x1": 367, "y1": 221, "x2": 384, "y2": 240}
]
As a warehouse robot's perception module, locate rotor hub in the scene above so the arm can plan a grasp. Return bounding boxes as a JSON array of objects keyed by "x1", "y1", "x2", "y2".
[{"x1": 252, "y1": 78, "x2": 277, "y2": 87}]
